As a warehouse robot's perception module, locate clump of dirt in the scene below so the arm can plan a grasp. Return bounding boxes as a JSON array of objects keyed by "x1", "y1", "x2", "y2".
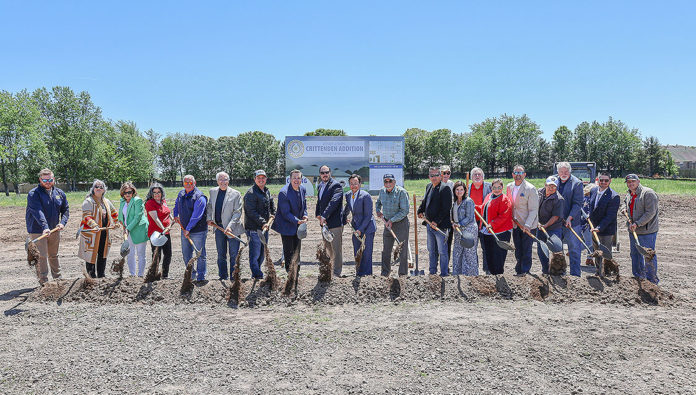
[
  {"x1": 604, "y1": 258, "x2": 619, "y2": 276},
  {"x1": 550, "y1": 252, "x2": 567, "y2": 275},
  {"x1": 29, "y1": 273, "x2": 676, "y2": 307},
  {"x1": 392, "y1": 241, "x2": 404, "y2": 264},
  {"x1": 283, "y1": 248, "x2": 300, "y2": 296},
  {"x1": 180, "y1": 257, "x2": 195, "y2": 294},
  {"x1": 111, "y1": 257, "x2": 125, "y2": 280},
  {"x1": 144, "y1": 247, "x2": 161, "y2": 283},
  {"x1": 261, "y1": 245, "x2": 278, "y2": 290},
  {"x1": 81, "y1": 268, "x2": 97, "y2": 288},
  {"x1": 317, "y1": 241, "x2": 333, "y2": 283},
  {"x1": 27, "y1": 242, "x2": 40, "y2": 267},
  {"x1": 228, "y1": 246, "x2": 244, "y2": 304}
]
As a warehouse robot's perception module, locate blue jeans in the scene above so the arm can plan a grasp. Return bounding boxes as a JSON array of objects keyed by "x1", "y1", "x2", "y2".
[
  {"x1": 630, "y1": 232, "x2": 659, "y2": 284},
  {"x1": 246, "y1": 230, "x2": 267, "y2": 279},
  {"x1": 537, "y1": 228, "x2": 562, "y2": 274},
  {"x1": 214, "y1": 229, "x2": 240, "y2": 280},
  {"x1": 181, "y1": 230, "x2": 207, "y2": 281},
  {"x1": 426, "y1": 226, "x2": 449, "y2": 276},
  {"x1": 513, "y1": 227, "x2": 533, "y2": 274},
  {"x1": 562, "y1": 225, "x2": 583, "y2": 276}
]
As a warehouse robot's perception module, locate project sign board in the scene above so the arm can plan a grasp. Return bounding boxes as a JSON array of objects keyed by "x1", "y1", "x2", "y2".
[{"x1": 285, "y1": 136, "x2": 405, "y2": 193}]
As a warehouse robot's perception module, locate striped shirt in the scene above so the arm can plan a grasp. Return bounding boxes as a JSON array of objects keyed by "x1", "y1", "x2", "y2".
[{"x1": 376, "y1": 185, "x2": 409, "y2": 223}]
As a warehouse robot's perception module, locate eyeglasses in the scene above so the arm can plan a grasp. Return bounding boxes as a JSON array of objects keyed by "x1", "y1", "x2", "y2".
[
  {"x1": 320, "y1": 171, "x2": 330, "y2": 175},
  {"x1": 153, "y1": 191, "x2": 162, "y2": 195},
  {"x1": 41, "y1": 178, "x2": 54, "y2": 183},
  {"x1": 124, "y1": 191, "x2": 134, "y2": 195},
  {"x1": 218, "y1": 178, "x2": 229, "y2": 182},
  {"x1": 442, "y1": 171, "x2": 451, "y2": 175},
  {"x1": 428, "y1": 174, "x2": 440, "y2": 178},
  {"x1": 513, "y1": 171, "x2": 524, "y2": 175},
  {"x1": 183, "y1": 182, "x2": 194, "y2": 186},
  {"x1": 94, "y1": 186, "x2": 104, "y2": 190},
  {"x1": 384, "y1": 179, "x2": 394, "y2": 184},
  {"x1": 492, "y1": 185, "x2": 503, "y2": 190},
  {"x1": 598, "y1": 179, "x2": 610, "y2": 183}
]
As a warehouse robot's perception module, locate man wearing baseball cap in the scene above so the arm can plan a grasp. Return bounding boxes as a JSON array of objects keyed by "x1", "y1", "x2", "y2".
[
  {"x1": 375, "y1": 173, "x2": 410, "y2": 276},
  {"x1": 536, "y1": 176, "x2": 564, "y2": 274},
  {"x1": 624, "y1": 174, "x2": 660, "y2": 283},
  {"x1": 244, "y1": 169, "x2": 276, "y2": 279}
]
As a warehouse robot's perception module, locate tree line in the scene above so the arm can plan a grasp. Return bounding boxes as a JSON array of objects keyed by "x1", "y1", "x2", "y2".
[{"x1": 0, "y1": 86, "x2": 678, "y2": 195}]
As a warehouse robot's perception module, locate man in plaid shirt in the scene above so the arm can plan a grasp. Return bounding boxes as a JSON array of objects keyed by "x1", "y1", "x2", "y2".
[{"x1": 376, "y1": 173, "x2": 410, "y2": 276}]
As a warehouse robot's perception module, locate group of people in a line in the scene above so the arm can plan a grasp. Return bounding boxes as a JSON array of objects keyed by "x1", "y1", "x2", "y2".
[{"x1": 25, "y1": 162, "x2": 660, "y2": 286}]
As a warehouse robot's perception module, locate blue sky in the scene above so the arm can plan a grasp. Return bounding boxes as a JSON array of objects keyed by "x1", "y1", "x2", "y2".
[{"x1": 2, "y1": 1, "x2": 695, "y2": 145}]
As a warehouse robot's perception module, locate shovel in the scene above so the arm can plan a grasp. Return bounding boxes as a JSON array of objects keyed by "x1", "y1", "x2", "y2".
[
  {"x1": 585, "y1": 217, "x2": 612, "y2": 259},
  {"x1": 513, "y1": 219, "x2": 549, "y2": 259},
  {"x1": 620, "y1": 209, "x2": 652, "y2": 259},
  {"x1": 381, "y1": 217, "x2": 406, "y2": 254},
  {"x1": 473, "y1": 210, "x2": 515, "y2": 251},
  {"x1": 321, "y1": 224, "x2": 334, "y2": 243},
  {"x1": 209, "y1": 223, "x2": 248, "y2": 246},
  {"x1": 257, "y1": 216, "x2": 275, "y2": 246},
  {"x1": 566, "y1": 222, "x2": 601, "y2": 258},
  {"x1": 537, "y1": 225, "x2": 563, "y2": 254},
  {"x1": 185, "y1": 235, "x2": 202, "y2": 259},
  {"x1": 423, "y1": 217, "x2": 448, "y2": 237},
  {"x1": 410, "y1": 195, "x2": 424, "y2": 276},
  {"x1": 452, "y1": 224, "x2": 476, "y2": 248},
  {"x1": 25, "y1": 226, "x2": 61, "y2": 251}
]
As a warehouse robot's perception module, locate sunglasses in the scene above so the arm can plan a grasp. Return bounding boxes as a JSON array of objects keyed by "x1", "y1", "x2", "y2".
[
  {"x1": 94, "y1": 186, "x2": 104, "y2": 190},
  {"x1": 124, "y1": 191, "x2": 134, "y2": 195},
  {"x1": 513, "y1": 171, "x2": 524, "y2": 175},
  {"x1": 183, "y1": 182, "x2": 194, "y2": 186},
  {"x1": 41, "y1": 178, "x2": 54, "y2": 183},
  {"x1": 384, "y1": 179, "x2": 394, "y2": 183},
  {"x1": 153, "y1": 191, "x2": 162, "y2": 194},
  {"x1": 442, "y1": 171, "x2": 451, "y2": 175},
  {"x1": 429, "y1": 174, "x2": 440, "y2": 178},
  {"x1": 598, "y1": 179, "x2": 610, "y2": 182},
  {"x1": 320, "y1": 171, "x2": 330, "y2": 175}
]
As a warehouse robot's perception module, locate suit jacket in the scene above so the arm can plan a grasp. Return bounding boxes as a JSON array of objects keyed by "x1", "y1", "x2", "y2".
[
  {"x1": 588, "y1": 186, "x2": 620, "y2": 236},
  {"x1": 554, "y1": 174, "x2": 584, "y2": 227},
  {"x1": 417, "y1": 182, "x2": 452, "y2": 229},
  {"x1": 118, "y1": 196, "x2": 149, "y2": 244},
  {"x1": 342, "y1": 190, "x2": 376, "y2": 234},
  {"x1": 206, "y1": 187, "x2": 244, "y2": 236},
  {"x1": 505, "y1": 180, "x2": 539, "y2": 229},
  {"x1": 272, "y1": 184, "x2": 307, "y2": 236},
  {"x1": 315, "y1": 178, "x2": 343, "y2": 229}
]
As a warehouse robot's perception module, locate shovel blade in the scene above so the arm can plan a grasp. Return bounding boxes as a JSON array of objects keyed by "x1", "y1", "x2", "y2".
[
  {"x1": 256, "y1": 230, "x2": 268, "y2": 246},
  {"x1": 635, "y1": 243, "x2": 651, "y2": 258},
  {"x1": 547, "y1": 234, "x2": 563, "y2": 253},
  {"x1": 538, "y1": 241, "x2": 550, "y2": 259},
  {"x1": 496, "y1": 240, "x2": 516, "y2": 251}
]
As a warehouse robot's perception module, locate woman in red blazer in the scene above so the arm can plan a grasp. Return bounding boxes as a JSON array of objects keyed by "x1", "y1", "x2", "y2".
[{"x1": 478, "y1": 179, "x2": 513, "y2": 274}]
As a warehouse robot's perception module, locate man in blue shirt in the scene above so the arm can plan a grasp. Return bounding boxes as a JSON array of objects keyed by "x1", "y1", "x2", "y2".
[
  {"x1": 554, "y1": 162, "x2": 584, "y2": 276},
  {"x1": 25, "y1": 168, "x2": 69, "y2": 285},
  {"x1": 174, "y1": 175, "x2": 208, "y2": 281}
]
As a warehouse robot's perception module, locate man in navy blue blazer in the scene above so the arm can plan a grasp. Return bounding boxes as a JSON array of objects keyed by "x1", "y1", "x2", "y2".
[
  {"x1": 272, "y1": 170, "x2": 308, "y2": 273},
  {"x1": 315, "y1": 165, "x2": 344, "y2": 276},
  {"x1": 588, "y1": 172, "x2": 620, "y2": 275},
  {"x1": 554, "y1": 162, "x2": 585, "y2": 277},
  {"x1": 342, "y1": 174, "x2": 376, "y2": 276}
]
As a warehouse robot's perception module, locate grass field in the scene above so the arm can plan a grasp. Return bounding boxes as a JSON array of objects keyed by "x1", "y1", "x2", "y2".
[{"x1": 2, "y1": 178, "x2": 694, "y2": 208}]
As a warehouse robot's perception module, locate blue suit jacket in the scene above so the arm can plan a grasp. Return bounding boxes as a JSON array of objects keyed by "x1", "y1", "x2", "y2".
[
  {"x1": 588, "y1": 186, "x2": 620, "y2": 236},
  {"x1": 315, "y1": 178, "x2": 344, "y2": 229},
  {"x1": 272, "y1": 184, "x2": 307, "y2": 236},
  {"x1": 342, "y1": 190, "x2": 376, "y2": 234},
  {"x1": 554, "y1": 174, "x2": 584, "y2": 227}
]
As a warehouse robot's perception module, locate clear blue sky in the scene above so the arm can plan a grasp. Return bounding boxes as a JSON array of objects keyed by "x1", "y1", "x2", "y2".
[{"x1": 2, "y1": 1, "x2": 695, "y2": 145}]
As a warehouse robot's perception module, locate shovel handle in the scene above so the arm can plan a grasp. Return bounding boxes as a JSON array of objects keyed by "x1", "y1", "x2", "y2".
[
  {"x1": 423, "y1": 218, "x2": 447, "y2": 237},
  {"x1": 538, "y1": 225, "x2": 550, "y2": 238},
  {"x1": 31, "y1": 227, "x2": 61, "y2": 243},
  {"x1": 209, "y1": 222, "x2": 247, "y2": 245},
  {"x1": 566, "y1": 222, "x2": 593, "y2": 254},
  {"x1": 620, "y1": 209, "x2": 641, "y2": 241},
  {"x1": 512, "y1": 218, "x2": 535, "y2": 239},
  {"x1": 586, "y1": 218, "x2": 602, "y2": 245},
  {"x1": 81, "y1": 226, "x2": 114, "y2": 232},
  {"x1": 380, "y1": 217, "x2": 401, "y2": 244},
  {"x1": 473, "y1": 209, "x2": 494, "y2": 234}
]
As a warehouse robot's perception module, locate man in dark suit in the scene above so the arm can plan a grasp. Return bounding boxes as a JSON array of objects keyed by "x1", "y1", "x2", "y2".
[
  {"x1": 342, "y1": 174, "x2": 376, "y2": 276},
  {"x1": 272, "y1": 169, "x2": 308, "y2": 273},
  {"x1": 315, "y1": 165, "x2": 344, "y2": 276},
  {"x1": 588, "y1": 172, "x2": 620, "y2": 276},
  {"x1": 417, "y1": 167, "x2": 453, "y2": 276}
]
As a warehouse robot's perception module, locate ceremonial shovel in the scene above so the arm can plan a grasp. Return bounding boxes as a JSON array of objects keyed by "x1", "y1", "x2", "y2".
[{"x1": 473, "y1": 210, "x2": 515, "y2": 251}]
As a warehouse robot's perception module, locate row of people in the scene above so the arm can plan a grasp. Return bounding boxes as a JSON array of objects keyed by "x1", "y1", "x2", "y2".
[{"x1": 25, "y1": 163, "x2": 660, "y2": 285}]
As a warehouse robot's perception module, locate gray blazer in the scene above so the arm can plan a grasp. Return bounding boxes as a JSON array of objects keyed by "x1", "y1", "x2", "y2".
[
  {"x1": 207, "y1": 187, "x2": 244, "y2": 236},
  {"x1": 624, "y1": 184, "x2": 659, "y2": 235}
]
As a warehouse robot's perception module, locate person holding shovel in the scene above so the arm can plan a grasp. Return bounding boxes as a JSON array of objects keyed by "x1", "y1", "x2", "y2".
[
  {"x1": 588, "y1": 172, "x2": 620, "y2": 274},
  {"x1": 315, "y1": 165, "x2": 344, "y2": 276},
  {"x1": 624, "y1": 174, "x2": 660, "y2": 284},
  {"x1": 145, "y1": 183, "x2": 173, "y2": 279},
  {"x1": 272, "y1": 169, "x2": 307, "y2": 274},
  {"x1": 79, "y1": 180, "x2": 119, "y2": 278},
  {"x1": 536, "y1": 177, "x2": 565, "y2": 274},
  {"x1": 207, "y1": 172, "x2": 243, "y2": 280},
  {"x1": 244, "y1": 169, "x2": 275, "y2": 280},
  {"x1": 451, "y1": 181, "x2": 478, "y2": 276},
  {"x1": 118, "y1": 182, "x2": 149, "y2": 277},
  {"x1": 506, "y1": 165, "x2": 539, "y2": 276},
  {"x1": 375, "y1": 173, "x2": 410, "y2": 276},
  {"x1": 554, "y1": 162, "x2": 585, "y2": 277},
  {"x1": 468, "y1": 167, "x2": 492, "y2": 274},
  {"x1": 25, "y1": 168, "x2": 69, "y2": 285},
  {"x1": 478, "y1": 179, "x2": 513, "y2": 275},
  {"x1": 342, "y1": 174, "x2": 376, "y2": 276},
  {"x1": 417, "y1": 167, "x2": 452, "y2": 276},
  {"x1": 174, "y1": 175, "x2": 208, "y2": 282}
]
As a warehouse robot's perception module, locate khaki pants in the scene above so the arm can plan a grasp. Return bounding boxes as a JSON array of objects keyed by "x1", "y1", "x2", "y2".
[
  {"x1": 29, "y1": 231, "x2": 62, "y2": 284},
  {"x1": 330, "y1": 226, "x2": 344, "y2": 276}
]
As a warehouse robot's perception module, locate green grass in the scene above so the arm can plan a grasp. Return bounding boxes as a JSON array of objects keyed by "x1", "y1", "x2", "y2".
[{"x1": 3, "y1": 178, "x2": 695, "y2": 208}]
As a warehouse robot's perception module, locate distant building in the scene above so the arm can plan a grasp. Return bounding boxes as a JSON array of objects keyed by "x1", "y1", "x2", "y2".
[{"x1": 665, "y1": 145, "x2": 696, "y2": 177}]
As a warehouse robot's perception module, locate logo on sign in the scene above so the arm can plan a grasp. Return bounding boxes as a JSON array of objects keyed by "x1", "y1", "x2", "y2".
[{"x1": 287, "y1": 140, "x2": 304, "y2": 158}]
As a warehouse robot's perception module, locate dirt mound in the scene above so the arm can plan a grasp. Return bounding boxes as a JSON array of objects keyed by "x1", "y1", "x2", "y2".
[{"x1": 29, "y1": 274, "x2": 675, "y2": 307}]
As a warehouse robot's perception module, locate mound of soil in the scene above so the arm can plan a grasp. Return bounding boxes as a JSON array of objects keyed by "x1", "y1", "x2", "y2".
[{"x1": 29, "y1": 273, "x2": 675, "y2": 307}]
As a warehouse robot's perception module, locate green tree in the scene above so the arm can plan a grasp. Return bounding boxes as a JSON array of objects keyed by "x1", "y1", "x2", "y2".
[
  {"x1": 424, "y1": 128, "x2": 454, "y2": 168},
  {"x1": 403, "y1": 128, "x2": 427, "y2": 177},
  {"x1": 232, "y1": 131, "x2": 281, "y2": 179},
  {"x1": 643, "y1": 136, "x2": 662, "y2": 176},
  {"x1": 32, "y1": 86, "x2": 103, "y2": 190},
  {"x1": 552, "y1": 125, "x2": 573, "y2": 162},
  {"x1": 304, "y1": 128, "x2": 346, "y2": 136},
  {"x1": 159, "y1": 132, "x2": 190, "y2": 183},
  {"x1": 144, "y1": 129, "x2": 161, "y2": 181}
]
